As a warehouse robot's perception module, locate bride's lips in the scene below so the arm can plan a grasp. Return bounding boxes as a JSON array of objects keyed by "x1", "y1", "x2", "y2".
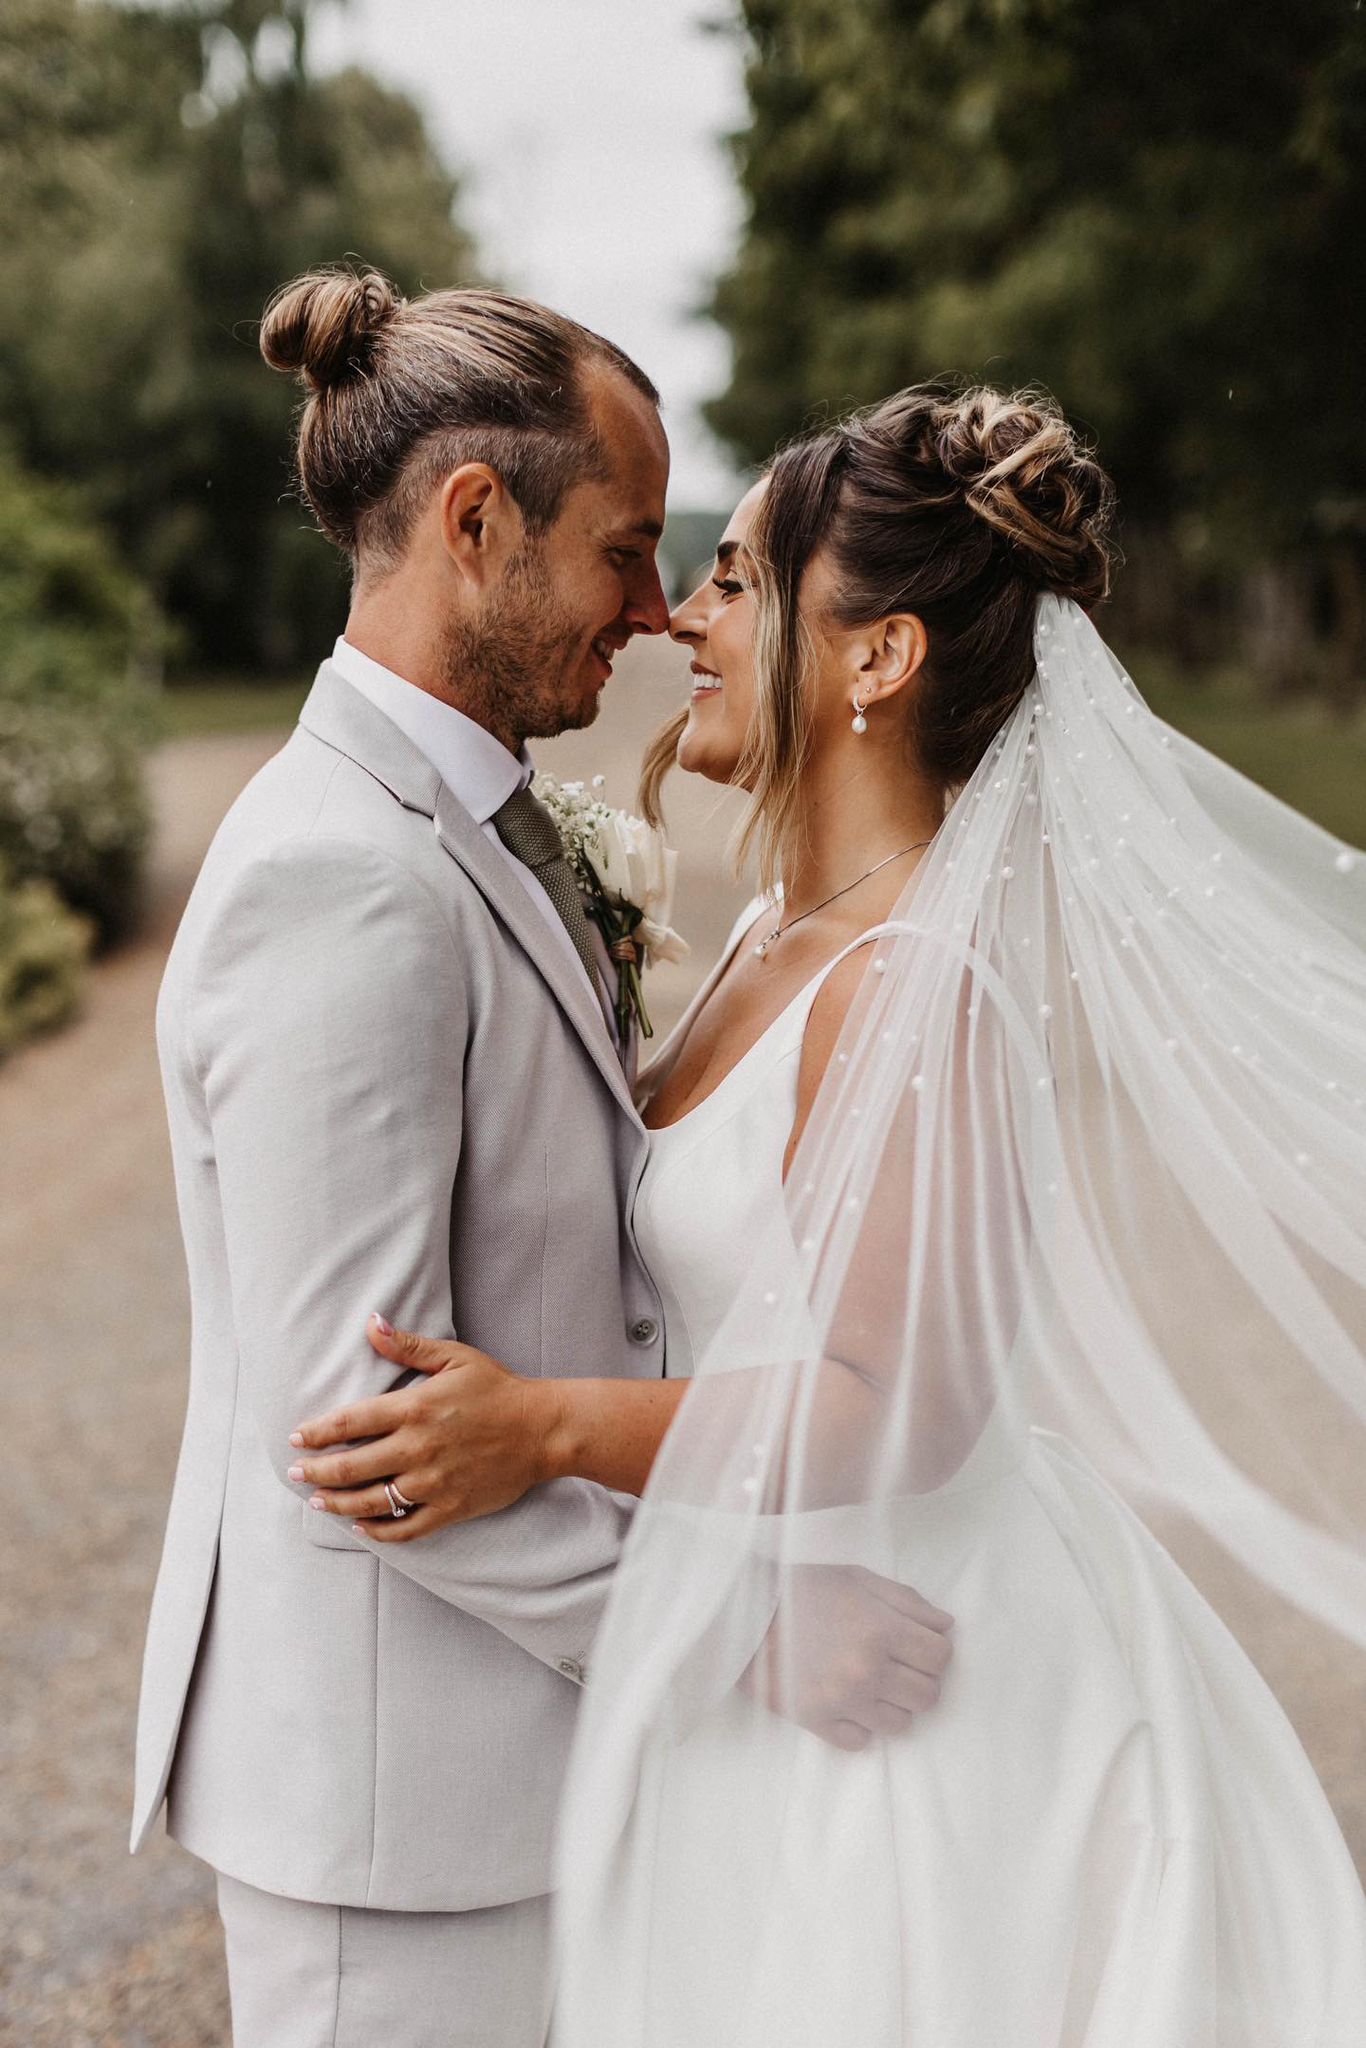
[{"x1": 690, "y1": 661, "x2": 722, "y2": 702}]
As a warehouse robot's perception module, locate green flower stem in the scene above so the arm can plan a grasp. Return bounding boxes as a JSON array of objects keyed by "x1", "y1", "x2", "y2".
[{"x1": 584, "y1": 894, "x2": 654, "y2": 1041}]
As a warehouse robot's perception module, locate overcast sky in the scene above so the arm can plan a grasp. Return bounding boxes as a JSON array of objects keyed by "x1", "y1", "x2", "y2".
[{"x1": 310, "y1": 0, "x2": 749, "y2": 510}]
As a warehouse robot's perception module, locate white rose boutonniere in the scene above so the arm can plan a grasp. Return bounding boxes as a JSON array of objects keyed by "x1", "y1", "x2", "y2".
[{"x1": 534, "y1": 774, "x2": 689, "y2": 1040}]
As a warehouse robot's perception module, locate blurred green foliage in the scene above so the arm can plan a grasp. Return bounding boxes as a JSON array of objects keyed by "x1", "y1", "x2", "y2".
[
  {"x1": 708, "y1": 0, "x2": 1366, "y2": 697},
  {"x1": 0, "y1": 450, "x2": 154, "y2": 945},
  {"x1": 1125, "y1": 643, "x2": 1366, "y2": 848},
  {"x1": 0, "y1": 698, "x2": 151, "y2": 941},
  {"x1": 0, "y1": 0, "x2": 478, "y2": 676},
  {"x1": 0, "y1": 447, "x2": 162, "y2": 724},
  {"x1": 161, "y1": 676, "x2": 310, "y2": 738},
  {"x1": 0, "y1": 0, "x2": 479, "y2": 1052},
  {"x1": 0, "y1": 859, "x2": 93, "y2": 1061}
]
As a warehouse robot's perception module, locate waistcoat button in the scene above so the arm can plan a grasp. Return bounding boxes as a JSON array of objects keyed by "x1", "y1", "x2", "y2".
[{"x1": 629, "y1": 1318, "x2": 658, "y2": 1345}]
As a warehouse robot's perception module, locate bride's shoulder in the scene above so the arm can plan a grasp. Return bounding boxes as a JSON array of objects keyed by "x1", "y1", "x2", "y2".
[{"x1": 801, "y1": 936, "x2": 881, "y2": 1055}]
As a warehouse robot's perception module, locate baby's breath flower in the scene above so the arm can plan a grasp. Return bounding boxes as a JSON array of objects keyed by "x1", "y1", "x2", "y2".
[{"x1": 534, "y1": 772, "x2": 688, "y2": 1040}]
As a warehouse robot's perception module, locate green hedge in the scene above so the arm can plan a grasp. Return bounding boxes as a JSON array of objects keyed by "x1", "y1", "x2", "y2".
[
  {"x1": 0, "y1": 861, "x2": 93, "y2": 1059},
  {"x1": 0, "y1": 700, "x2": 150, "y2": 942},
  {"x1": 0, "y1": 452, "x2": 156, "y2": 955}
]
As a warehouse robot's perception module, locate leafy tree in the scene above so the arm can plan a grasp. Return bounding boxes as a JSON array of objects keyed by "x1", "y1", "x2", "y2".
[
  {"x1": 0, "y1": 449, "x2": 154, "y2": 938},
  {"x1": 708, "y1": 0, "x2": 1366, "y2": 689},
  {"x1": 0, "y1": 441, "x2": 158, "y2": 715},
  {"x1": 0, "y1": 0, "x2": 479, "y2": 673},
  {"x1": 0, "y1": 859, "x2": 93, "y2": 1061}
]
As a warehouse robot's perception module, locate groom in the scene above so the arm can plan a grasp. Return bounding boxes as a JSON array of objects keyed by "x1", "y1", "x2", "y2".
[{"x1": 132, "y1": 273, "x2": 673, "y2": 2045}]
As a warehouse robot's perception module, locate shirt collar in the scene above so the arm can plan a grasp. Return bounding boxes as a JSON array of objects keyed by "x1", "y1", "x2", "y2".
[{"x1": 330, "y1": 637, "x2": 533, "y2": 825}]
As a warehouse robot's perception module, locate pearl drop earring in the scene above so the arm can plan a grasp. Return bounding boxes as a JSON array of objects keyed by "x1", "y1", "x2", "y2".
[{"x1": 851, "y1": 695, "x2": 869, "y2": 735}]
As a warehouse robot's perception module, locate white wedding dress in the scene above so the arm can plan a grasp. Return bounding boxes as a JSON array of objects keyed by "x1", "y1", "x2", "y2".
[{"x1": 613, "y1": 897, "x2": 1366, "y2": 2048}]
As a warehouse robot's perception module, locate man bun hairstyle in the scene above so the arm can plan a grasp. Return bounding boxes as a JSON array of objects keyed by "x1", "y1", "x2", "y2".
[
  {"x1": 259, "y1": 267, "x2": 401, "y2": 392},
  {"x1": 259, "y1": 263, "x2": 659, "y2": 565}
]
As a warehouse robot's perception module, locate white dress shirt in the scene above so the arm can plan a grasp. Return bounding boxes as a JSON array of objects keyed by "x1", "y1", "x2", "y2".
[{"x1": 330, "y1": 639, "x2": 617, "y2": 1039}]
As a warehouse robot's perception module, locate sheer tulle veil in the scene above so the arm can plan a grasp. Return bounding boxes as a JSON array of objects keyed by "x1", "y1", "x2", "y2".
[{"x1": 553, "y1": 596, "x2": 1366, "y2": 2038}]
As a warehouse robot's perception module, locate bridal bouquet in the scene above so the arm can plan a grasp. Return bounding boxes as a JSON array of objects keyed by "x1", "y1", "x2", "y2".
[{"x1": 535, "y1": 774, "x2": 689, "y2": 1041}]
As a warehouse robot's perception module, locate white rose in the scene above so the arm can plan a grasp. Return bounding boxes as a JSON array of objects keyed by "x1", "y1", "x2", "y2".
[
  {"x1": 587, "y1": 809, "x2": 646, "y2": 905},
  {"x1": 587, "y1": 810, "x2": 689, "y2": 965},
  {"x1": 639, "y1": 910, "x2": 690, "y2": 966}
]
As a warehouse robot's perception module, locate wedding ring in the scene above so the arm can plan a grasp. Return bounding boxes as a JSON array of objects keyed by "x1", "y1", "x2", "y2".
[{"x1": 384, "y1": 1481, "x2": 418, "y2": 1517}]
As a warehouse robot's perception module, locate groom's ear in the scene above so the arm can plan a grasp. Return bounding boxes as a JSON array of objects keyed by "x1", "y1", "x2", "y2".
[{"x1": 438, "y1": 463, "x2": 524, "y2": 591}]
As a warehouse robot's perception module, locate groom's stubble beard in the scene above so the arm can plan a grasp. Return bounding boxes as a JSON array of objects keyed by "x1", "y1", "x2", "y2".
[{"x1": 439, "y1": 538, "x2": 600, "y2": 752}]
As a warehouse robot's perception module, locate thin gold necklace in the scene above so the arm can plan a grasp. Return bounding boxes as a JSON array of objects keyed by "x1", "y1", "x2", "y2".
[{"x1": 753, "y1": 838, "x2": 935, "y2": 960}]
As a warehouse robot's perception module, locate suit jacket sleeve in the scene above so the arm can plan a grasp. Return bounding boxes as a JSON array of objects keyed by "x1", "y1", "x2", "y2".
[{"x1": 192, "y1": 835, "x2": 629, "y2": 1680}]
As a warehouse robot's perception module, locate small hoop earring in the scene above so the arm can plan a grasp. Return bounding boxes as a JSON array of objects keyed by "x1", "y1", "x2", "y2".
[{"x1": 851, "y1": 695, "x2": 869, "y2": 735}]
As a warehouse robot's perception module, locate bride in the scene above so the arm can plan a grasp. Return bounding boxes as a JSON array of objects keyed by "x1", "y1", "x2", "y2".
[{"x1": 294, "y1": 385, "x2": 1366, "y2": 2041}]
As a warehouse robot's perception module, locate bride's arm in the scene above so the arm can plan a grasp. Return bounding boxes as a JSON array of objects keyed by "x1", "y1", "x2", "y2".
[
  {"x1": 287, "y1": 956, "x2": 870, "y2": 1527},
  {"x1": 289, "y1": 1314, "x2": 827, "y2": 1523},
  {"x1": 540, "y1": 938, "x2": 1004, "y2": 1508},
  {"x1": 772, "y1": 940, "x2": 1023, "y2": 1505},
  {"x1": 293, "y1": 941, "x2": 1021, "y2": 1525},
  {"x1": 288, "y1": 1323, "x2": 693, "y2": 1528}
]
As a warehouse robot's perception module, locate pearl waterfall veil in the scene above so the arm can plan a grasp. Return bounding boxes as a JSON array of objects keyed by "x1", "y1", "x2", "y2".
[{"x1": 553, "y1": 597, "x2": 1366, "y2": 2044}]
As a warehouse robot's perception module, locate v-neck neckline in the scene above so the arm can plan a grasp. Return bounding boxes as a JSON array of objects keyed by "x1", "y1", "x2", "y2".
[{"x1": 641, "y1": 899, "x2": 839, "y2": 1136}]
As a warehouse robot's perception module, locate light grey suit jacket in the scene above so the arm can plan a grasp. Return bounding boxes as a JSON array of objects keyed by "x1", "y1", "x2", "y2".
[{"x1": 132, "y1": 664, "x2": 664, "y2": 1911}]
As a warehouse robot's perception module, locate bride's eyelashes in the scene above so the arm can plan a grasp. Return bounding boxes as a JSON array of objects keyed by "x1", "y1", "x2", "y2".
[{"x1": 711, "y1": 576, "x2": 745, "y2": 598}]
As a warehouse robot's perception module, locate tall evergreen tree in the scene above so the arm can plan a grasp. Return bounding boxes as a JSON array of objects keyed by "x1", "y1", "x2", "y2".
[
  {"x1": 708, "y1": 0, "x2": 1366, "y2": 686},
  {"x1": 0, "y1": 0, "x2": 479, "y2": 671}
]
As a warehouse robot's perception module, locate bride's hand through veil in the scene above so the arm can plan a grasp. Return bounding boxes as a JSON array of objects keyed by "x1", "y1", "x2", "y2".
[
  {"x1": 289, "y1": 923, "x2": 1026, "y2": 1763},
  {"x1": 736, "y1": 1562, "x2": 954, "y2": 1751}
]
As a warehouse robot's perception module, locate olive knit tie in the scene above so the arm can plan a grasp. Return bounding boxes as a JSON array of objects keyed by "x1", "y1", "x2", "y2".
[{"x1": 493, "y1": 787, "x2": 603, "y2": 995}]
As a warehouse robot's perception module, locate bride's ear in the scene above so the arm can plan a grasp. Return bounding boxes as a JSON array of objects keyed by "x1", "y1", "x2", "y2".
[{"x1": 851, "y1": 612, "x2": 929, "y2": 710}]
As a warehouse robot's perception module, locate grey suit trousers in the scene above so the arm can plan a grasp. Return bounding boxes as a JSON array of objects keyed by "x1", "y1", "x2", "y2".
[{"x1": 216, "y1": 1873, "x2": 552, "y2": 2047}]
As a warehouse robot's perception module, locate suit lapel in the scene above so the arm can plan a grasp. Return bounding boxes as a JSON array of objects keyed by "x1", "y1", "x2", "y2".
[
  {"x1": 299, "y1": 662, "x2": 642, "y2": 1127},
  {"x1": 431, "y1": 786, "x2": 642, "y2": 1124}
]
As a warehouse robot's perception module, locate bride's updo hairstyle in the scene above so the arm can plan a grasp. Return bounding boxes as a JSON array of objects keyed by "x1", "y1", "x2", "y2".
[
  {"x1": 260, "y1": 264, "x2": 658, "y2": 569},
  {"x1": 735, "y1": 385, "x2": 1114, "y2": 888}
]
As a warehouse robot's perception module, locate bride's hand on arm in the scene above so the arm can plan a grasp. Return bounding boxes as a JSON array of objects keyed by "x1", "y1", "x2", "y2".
[{"x1": 288, "y1": 1314, "x2": 689, "y2": 1538}]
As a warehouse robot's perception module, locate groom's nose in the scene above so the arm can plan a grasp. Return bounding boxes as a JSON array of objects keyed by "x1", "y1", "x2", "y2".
[{"x1": 622, "y1": 561, "x2": 671, "y2": 638}]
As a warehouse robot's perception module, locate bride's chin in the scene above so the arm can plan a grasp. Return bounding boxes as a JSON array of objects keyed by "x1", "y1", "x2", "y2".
[{"x1": 676, "y1": 727, "x2": 742, "y2": 787}]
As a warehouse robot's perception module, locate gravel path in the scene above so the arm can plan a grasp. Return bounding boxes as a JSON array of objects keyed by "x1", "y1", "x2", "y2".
[
  {"x1": 0, "y1": 645, "x2": 747, "y2": 2046},
  {"x1": 1, "y1": 642, "x2": 1360, "y2": 2044},
  {"x1": 1, "y1": 733, "x2": 283, "y2": 2047}
]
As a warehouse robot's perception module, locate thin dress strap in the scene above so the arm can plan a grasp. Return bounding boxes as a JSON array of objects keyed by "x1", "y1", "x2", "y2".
[
  {"x1": 758, "y1": 922, "x2": 913, "y2": 1066},
  {"x1": 642, "y1": 913, "x2": 912, "y2": 1121},
  {"x1": 802, "y1": 920, "x2": 910, "y2": 1003}
]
